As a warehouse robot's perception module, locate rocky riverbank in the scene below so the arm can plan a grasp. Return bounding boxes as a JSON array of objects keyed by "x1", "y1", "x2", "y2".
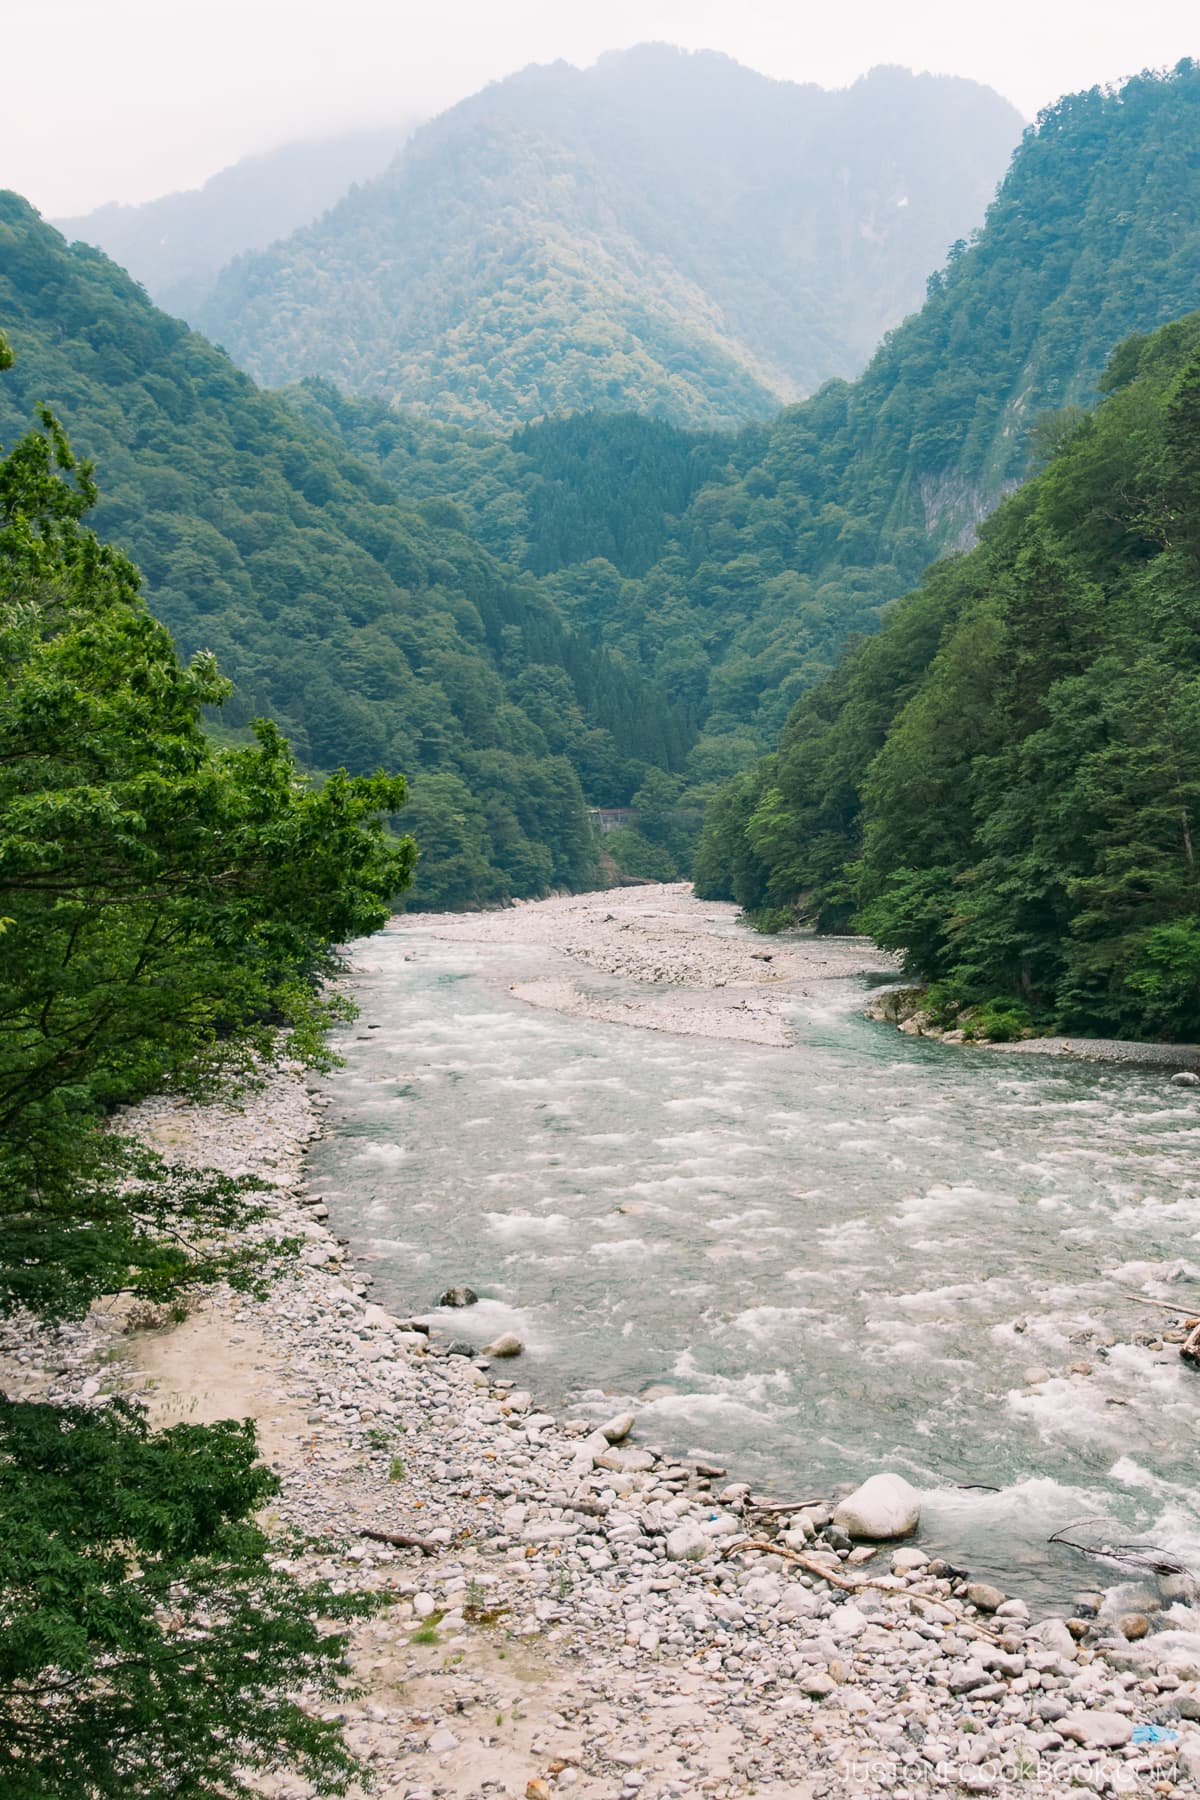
[
  {"x1": 865, "y1": 986, "x2": 1200, "y2": 1072},
  {"x1": 6, "y1": 1063, "x2": 1200, "y2": 1798}
]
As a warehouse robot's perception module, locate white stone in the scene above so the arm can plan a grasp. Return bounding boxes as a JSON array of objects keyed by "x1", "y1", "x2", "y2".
[
  {"x1": 1028, "y1": 1618, "x2": 1078, "y2": 1658},
  {"x1": 778, "y1": 1584, "x2": 820, "y2": 1620},
  {"x1": 595, "y1": 1447, "x2": 656, "y2": 1473},
  {"x1": 1058, "y1": 1710, "x2": 1132, "y2": 1749},
  {"x1": 699, "y1": 1510, "x2": 741, "y2": 1538},
  {"x1": 666, "y1": 1522, "x2": 710, "y2": 1562},
  {"x1": 833, "y1": 1473, "x2": 921, "y2": 1540}
]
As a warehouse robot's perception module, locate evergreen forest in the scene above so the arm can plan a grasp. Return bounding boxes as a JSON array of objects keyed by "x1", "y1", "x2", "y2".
[
  {"x1": 0, "y1": 193, "x2": 690, "y2": 910},
  {"x1": 695, "y1": 314, "x2": 1200, "y2": 1039}
]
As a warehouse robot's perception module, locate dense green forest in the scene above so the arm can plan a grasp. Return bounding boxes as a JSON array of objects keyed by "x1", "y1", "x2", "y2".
[
  {"x1": 13, "y1": 63, "x2": 1200, "y2": 916},
  {"x1": 695, "y1": 311, "x2": 1200, "y2": 1040},
  {"x1": 199, "y1": 48, "x2": 1020, "y2": 429},
  {"x1": 55, "y1": 124, "x2": 415, "y2": 321},
  {"x1": 283, "y1": 381, "x2": 735, "y2": 577},
  {"x1": 275, "y1": 63, "x2": 1200, "y2": 826},
  {"x1": 0, "y1": 193, "x2": 692, "y2": 909},
  {"x1": 0, "y1": 354, "x2": 402, "y2": 1792}
]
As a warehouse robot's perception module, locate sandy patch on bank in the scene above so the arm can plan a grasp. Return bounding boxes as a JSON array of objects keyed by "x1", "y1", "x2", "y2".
[{"x1": 128, "y1": 1264, "x2": 803, "y2": 1800}]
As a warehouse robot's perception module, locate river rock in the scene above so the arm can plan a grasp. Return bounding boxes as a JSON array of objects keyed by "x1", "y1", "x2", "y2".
[
  {"x1": 596, "y1": 1447, "x2": 656, "y2": 1473},
  {"x1": 1028, "y1": 1618, "x2": 1078, "y2": 1657},
  {"x1": 965, "y1": 1581, "x2": 1006, "y2": 1612},
  {"x1": 1171, "y1": 1071, "x2": 1200, "y2": 1087},
  {"x1": 833, "y1": 1473, "x2": 920, "y2": 1540},
  {"x1": 800, "y1": 1670, "x2": 838, "y2": 1699},
  {"x1": 1058, "y1": 1711, "x2": 1133, "y2": 1749},
  {"x1": 1118, "y1": 1612, "x2": 1151, "y2": 1640},
  {"x1": 482, "y1": 1332, "x2": 523, "y2": 1358},
  {"x1": 600, "y1": 1411, "x2": 636, "y2": 1443},
  {"x1": 666, "y1": 1522, "x2": 709, "y2": 1562},
  {"x1": 439, "y1": 1285, "x2": 478, "y2": 1307},
  {"x1": 948, "y1": 1661, "x2": 991, "y2": 1694}
]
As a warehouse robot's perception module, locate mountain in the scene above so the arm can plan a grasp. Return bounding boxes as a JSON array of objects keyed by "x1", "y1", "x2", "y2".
[
  {"x1": 196, "y1": 47, "x2": 1022, "y2": 429},
  {"x1": 694, "y1": 309, "x2": 1200, "y2": 1041},
  {"x1": 53, "y1": 126, "x2": 417, "y2": 321},
  {"x1": 272, "y1": 63, "x2": 1200, "y2": 820},
  {"x1": 0, "y1": 193, "x2": 690, "y2": 909}
]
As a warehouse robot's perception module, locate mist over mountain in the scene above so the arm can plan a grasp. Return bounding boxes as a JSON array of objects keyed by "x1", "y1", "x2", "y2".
[
  {"x1": 8, "y1": 59, "x2": 1200, "y2": 905},
  {"x1": 196, "y1": 46, "x2": 1022, "y2": 429},
  {"x1": 312, "y1": 62, "x2": 1200, "y2": 797},
  {"x1": 53, "y1": 125, "x2": 417, "y2": 321}
]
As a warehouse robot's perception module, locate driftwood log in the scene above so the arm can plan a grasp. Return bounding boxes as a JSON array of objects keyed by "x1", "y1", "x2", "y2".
[
  {"x1": 722, "y1": 1536, "x2": 879, "y2": 1592},
  {"x1": 359, "y1": 1527, "x2": 441, "y2": 1555}
]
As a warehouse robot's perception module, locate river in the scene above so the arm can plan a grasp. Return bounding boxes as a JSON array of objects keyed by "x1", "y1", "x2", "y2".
[{"x1": 307, "y1": 886, "x2": 1200, "y2": 1609}]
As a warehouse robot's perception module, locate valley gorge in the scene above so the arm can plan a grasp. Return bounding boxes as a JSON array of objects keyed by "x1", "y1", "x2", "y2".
[{"x1": 5, "y1": 34, "x2": 1200, "y2": 1800}]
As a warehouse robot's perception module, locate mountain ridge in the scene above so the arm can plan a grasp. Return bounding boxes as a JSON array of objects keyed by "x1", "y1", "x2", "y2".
[
  {"x1": 196, "y1": 46, "x2": 1022, "y2": 428},
  {"x1": 0, "y1": 192, "x2": 689, "y2": 909},
  {"x1": 53, "y1": 124, "x2": 417, "y2": 321}
]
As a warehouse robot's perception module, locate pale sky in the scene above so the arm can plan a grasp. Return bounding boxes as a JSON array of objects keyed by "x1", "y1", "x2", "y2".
[{"x1": 6, "y1": 0, "x2": 1198, "y2": 217}]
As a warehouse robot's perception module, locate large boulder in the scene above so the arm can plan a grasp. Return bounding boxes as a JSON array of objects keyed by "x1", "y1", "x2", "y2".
[
  {"x1": 833, "y1": 1473, "x2": 920, "y2": 1541},
  {"x1": 439, "y1": 1284, "x2": 478, "y2": 1307}
]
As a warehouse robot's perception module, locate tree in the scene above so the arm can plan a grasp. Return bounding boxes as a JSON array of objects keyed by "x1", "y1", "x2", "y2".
[{"x1": 0, "y1": 342, "x2": 413, "y2": 1793}]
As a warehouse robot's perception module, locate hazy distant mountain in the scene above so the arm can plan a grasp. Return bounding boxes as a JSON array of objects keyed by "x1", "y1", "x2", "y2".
[
  {"x1": 54, "y1": 125, "x2": 417, "y2": 320},
  {"x1": 196, "y1": 46, "x2": 1023, "y2": 429}
]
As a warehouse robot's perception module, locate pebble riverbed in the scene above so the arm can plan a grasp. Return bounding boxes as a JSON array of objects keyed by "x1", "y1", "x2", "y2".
[{"x1": 6, "y1": 1054, "x2": 1200, "y2": 1797}]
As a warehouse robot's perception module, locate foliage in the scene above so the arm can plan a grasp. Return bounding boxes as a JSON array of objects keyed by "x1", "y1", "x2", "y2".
[
  {"x1": 281, "y1": 64, "x2": 1200, "y2": 819},
  {"x1": 601, "y1": 827, "x2": 677, "y2": 883},
  {"x1": 198, "y1": 49, "x2": 1020, "y2": 429},
  {"x1": 0, "y1": 375, "x2": 416, "y2": 1310},
  {"x1": 696, "y1": 311, "x2": 1200, "y2": 1039},
  {"x1": 0, "y1": 1399, "x2": 372, "y2": 1798},
  {"x1": 284, "y1": 384, "x2": 732, "y2": 579},
  {"x1": 0, "y1": 369, "x2": 402, "y2": 1793},
  {"x1": 0, "y1": 192, "x2": 691, "y2": 908}
]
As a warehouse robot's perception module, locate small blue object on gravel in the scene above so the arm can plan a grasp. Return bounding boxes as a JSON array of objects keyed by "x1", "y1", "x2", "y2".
[{"x1": 1132, "y1": 1724, "x2": 1178, "y2": 1745}]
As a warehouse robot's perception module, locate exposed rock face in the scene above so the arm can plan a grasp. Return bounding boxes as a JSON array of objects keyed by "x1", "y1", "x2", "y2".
[{"x1": 832, "y1": 1473, "x2": 921, "y2": 1540}]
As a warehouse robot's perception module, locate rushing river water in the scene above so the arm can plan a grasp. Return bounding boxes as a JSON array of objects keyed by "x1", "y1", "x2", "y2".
[{"x1": 308, "y1": 908, "x2": 1200, "y2": 1608}]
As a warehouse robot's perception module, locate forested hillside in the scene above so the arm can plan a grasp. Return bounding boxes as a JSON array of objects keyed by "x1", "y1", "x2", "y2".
[
  {"x1": 55, "y1": 126, "x2": 415, "y2": 321},
  {"x1": 269, "y1": 64, "x2": 1200, "y2": 815},
  {"x1": 198, "y1": 47, "x2": 1020, "y2": 429},
  {"x1": 284, "y1": 380, "x2": 735, "y2": 575},
  {"x1": 0, "y1": 194, "x2": 690, "y2": 909},
  {"x1": 695, "y1": 312, "x2": 1200, "y2": 1040}
]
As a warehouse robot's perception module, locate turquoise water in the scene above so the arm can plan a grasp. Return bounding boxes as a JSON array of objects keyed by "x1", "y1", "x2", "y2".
[{"x1": 308, "y1": 916, "x2": 1200, "y2": 1604}]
